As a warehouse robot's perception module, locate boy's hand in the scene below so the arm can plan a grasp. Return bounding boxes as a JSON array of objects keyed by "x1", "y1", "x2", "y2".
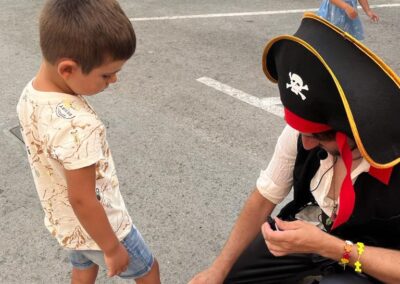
[
  {"x1": 104, "y1": 243, "x2": 130, "y2": 277},
  {"x1": 344, "y1": 5, "x2": 358, "y2": 19}
]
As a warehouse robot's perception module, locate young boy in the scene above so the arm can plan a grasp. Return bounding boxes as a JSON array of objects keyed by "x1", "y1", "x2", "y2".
[{"x1": 16, "y1": 1, "x2": 160, "y2": 283}]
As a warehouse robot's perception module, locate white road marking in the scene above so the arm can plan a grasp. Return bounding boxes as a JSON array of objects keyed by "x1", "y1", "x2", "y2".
[
  {"x1": 131, "y1": 4, "x2": 400, "y2": 21},
  {"x1": 197, "y1": 77, "x2": 283, "y2": 118}
]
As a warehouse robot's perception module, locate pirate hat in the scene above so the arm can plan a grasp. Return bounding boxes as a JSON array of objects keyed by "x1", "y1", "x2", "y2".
[
  {"x1": 262, "y1": 13, "x2": 400, "y2": 229},
  {"x1": 262, "y1": 13, "x2": 400, "y2": 169}
]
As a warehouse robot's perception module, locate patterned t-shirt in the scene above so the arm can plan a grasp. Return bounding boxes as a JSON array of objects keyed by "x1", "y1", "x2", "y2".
[{"x1": 17, "y1": 80, "x2": 132, "y2": 250}]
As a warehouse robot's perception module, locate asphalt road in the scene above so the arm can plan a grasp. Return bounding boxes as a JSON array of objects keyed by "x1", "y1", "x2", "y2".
[{"x1": 1, "y1": 1, "x2": 399, "y2": 283}]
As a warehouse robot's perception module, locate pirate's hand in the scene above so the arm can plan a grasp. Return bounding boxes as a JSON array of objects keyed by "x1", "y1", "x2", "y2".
[
  {"x1": 189, "y1": 266, "x2": 225, "y2": 284},
  {"x1": 261, "y1": 218, "x2": 329, "y2": 256},
  {"x1": 344, "y1": 5, "x2": 358, "y2": 19}
]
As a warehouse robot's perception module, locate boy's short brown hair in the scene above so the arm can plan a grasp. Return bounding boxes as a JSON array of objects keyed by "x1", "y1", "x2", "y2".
[{"x1": 39, "y1": 0, "x2": 136, "y2": 74}]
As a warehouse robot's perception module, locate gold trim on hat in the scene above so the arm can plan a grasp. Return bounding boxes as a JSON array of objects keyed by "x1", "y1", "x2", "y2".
[
  {"x1": 262, "y1": 13, "x2": 400, "y2": 168},
  {"x1": 304, "y1": 13, "x2": 400, "y2": 87}
]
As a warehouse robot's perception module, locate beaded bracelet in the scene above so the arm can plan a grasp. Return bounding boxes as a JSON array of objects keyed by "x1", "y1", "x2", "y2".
[
  {"x1": 354, "y1": 242, "x2": 365, "y2": 273},
  {"x1": 339, "y1": 240, "x2": 353, "y2": 269}
]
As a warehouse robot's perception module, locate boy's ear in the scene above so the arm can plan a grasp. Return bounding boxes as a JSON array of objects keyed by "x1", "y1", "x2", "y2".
[{"x1": 57, "y1": 59, "x2": 80, "y2": 79}]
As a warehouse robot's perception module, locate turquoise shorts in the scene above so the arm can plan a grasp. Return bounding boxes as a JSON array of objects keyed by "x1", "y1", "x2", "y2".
[{"x1": 69, "y1": 226, "x2": 154, "y2": 279}]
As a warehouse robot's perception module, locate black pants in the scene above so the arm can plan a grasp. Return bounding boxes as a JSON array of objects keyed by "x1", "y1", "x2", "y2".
[{"x1": 224, "y1": 232, "x2": 381, "y2": 284}]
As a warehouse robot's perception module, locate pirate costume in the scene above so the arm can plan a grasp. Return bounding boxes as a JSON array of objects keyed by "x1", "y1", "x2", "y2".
[{"x1": 225, "y1": 13, "x2": 400, "y2": 284}]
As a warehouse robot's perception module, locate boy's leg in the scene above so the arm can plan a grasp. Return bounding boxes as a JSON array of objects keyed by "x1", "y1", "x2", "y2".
[
  {"x1": 69, "y1": 250, "x2": 99, "y2": 284},
  {"x1": 69, "y1": 226, "x2": 160, "y2": 283},
  {"x1": 135, "y1": 258, "x2": 161, "y2": 284},
  {"x1": 71, "y1": 265, "x2": 99, "y2": 284}
]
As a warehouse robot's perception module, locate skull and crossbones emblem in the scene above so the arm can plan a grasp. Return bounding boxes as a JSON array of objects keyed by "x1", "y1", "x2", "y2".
[{"x1": 286, "y1": 72, "x2": 308, "y2": 100}]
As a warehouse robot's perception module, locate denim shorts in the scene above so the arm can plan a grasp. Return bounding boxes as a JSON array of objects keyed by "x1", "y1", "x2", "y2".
[{"x1": 69, "y1": 226, "x2": 154, "y2": 279}]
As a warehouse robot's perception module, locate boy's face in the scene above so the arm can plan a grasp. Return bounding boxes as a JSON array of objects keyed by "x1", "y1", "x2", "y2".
[{"x1": 66, "y1": 59, "x2": 127, "y2": 96}]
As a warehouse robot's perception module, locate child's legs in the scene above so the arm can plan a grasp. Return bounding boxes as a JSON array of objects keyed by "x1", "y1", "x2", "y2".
[
  {"x1": 69, "y1": 226, "x2": 160, "y2": 282},
  {"x1": 135, "y1": 258, "x2": 160, "y2": 284},
  {"x1": 71, "y1": 265, "x2": 99, "y2": 284}
]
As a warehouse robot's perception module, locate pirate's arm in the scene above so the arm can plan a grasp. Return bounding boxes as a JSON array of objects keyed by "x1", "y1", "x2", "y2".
[
  {"x1": 349, "y1": 244, "x2": 400, "y2": 283},
  {"x1": 189, "y1": 190, "x2": 276, "y2": 284},
  {"x1": 322, "y1": 235, "x2": 400, "y2": 283},
  {"x1": 262, "y1": 219, "x2": 400, "y2": 283}
]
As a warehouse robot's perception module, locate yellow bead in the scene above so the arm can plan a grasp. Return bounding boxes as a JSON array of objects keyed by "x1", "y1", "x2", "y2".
[
  {"x1": 357, "y1": 242, "x2": 365, "y2": 254},
  {"x1": 354, "y1": 260, "x2": 362, "y2": 273}
]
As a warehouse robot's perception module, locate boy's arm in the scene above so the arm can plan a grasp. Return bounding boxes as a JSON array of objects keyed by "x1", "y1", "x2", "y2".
[
  {"x1": 358, "y1": 0, "x2": 379, "y2": 22},
  {"x1": 65, "y1": 164, "x2": 129, "y2": 277},
  {"x1": 330, "y1": 0, "x2": 358, "y2": 19}
]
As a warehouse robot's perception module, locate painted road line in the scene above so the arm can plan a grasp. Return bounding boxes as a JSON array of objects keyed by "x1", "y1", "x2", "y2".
[
  {"x1": 131, "y1": 4, "x2": 400, "y2": 21},
  {"x1": 197, "y1": 77, "x2": 283, "y2": 118}
]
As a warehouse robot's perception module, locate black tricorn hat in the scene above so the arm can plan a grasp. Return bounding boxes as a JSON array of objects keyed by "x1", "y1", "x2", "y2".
[{"x1": 262, "y1": 13, "x2": 400, "y2": 169}]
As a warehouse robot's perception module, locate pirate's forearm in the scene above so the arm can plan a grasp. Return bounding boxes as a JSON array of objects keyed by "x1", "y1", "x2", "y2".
[
  {"x1": 321, "y1": 236, "x2": 400, "y2": 283},
  {"x1": 346, "y1": 245, "x2": 400, "y2": 283}
]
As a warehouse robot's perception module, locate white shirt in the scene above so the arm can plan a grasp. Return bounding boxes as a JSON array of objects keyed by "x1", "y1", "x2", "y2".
[
  {"x1": 17, "y1": 80, "x2": 132, "y2": 250},
  {"x1": 256, "y1": 125, "x2": 370, "y2": 217}
]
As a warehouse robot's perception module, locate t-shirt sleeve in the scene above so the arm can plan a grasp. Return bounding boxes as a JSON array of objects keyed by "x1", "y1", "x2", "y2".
[
  {"x1": 256, "y1": 125, "x2": 298, "y2": 204},
  {"x1": 47, "y1": 115, "x2": 106, "y2": 170}
]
